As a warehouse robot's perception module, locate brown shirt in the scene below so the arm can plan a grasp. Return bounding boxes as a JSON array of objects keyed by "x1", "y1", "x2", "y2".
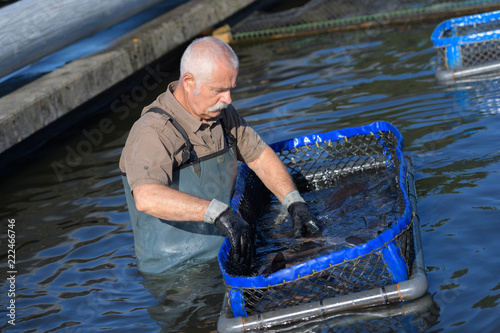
[{"x1": 119, "y1": 81, "x2": 267, "y2": 191}]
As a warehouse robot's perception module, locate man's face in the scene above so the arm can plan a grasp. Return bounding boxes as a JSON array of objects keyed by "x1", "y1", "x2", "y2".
[{"x1": 185, "y1": 61, "x2": 237, "y2": 121}]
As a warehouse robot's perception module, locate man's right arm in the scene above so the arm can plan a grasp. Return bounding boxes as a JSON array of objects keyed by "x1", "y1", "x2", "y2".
[
  {"x1": 133, "y1": 183, "x2": 253, "y2": 264},
  {"x1": 121, "y1": 119, "x2": 207, "y2": 221},
  {"x1": 133, "y1": 183, "x2": 209, "y2": 222}
]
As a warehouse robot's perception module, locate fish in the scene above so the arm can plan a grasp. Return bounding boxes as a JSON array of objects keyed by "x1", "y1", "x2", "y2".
[
  {"x1": 261, "y1": 241, "x2": 343, "y2": 275},
  {"x1": 344, "y1": 235, "x2": 367, "y2": 246},
  {"x1": 262, "y1": 214, "x2": 390, "y2": 275},
  {"x1": 261, "y1": 251, "x2": 286, "y2": 275},
  {"x1": 326, "y1": 181, "x2": 367, "y2": 212},
  {"x1": 344, "y1": 215, "x2": 388, "y2": 246},
  {"x1": 259, "y1": 181, "x2": 389, "y2": 276},
  {"x1": 362, "y1": 215, "x2": 386, "y2": 229}
]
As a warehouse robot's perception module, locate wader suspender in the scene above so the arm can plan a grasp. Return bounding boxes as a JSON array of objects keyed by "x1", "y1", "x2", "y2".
[{"x1": 145, "y1": 107, "x2": 236, "y2": 170}]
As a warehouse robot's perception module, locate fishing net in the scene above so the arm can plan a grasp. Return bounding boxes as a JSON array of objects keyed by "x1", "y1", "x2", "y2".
[
  {"x1": 229, "y1": 0, "x2": 500, "y2": 41},
  {"x1": 432, "y1": 10, "x2": 500, "y2": 71},
  {"x1": 218, "y1": 121, "x2": 417, "y2": 317}
]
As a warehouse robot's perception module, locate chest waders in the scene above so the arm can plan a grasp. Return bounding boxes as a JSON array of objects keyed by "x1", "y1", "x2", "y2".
[{"x1": 122, "y1": 108, "x2": 238, "y2": 275}]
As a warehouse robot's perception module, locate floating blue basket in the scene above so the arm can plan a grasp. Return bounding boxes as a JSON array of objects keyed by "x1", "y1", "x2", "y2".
[
  {"x1": 217, "y1": 121, "x2": 427, "y2": 331},
  {"x1": 431, "y1": 10, "x2": 500, "y2": 83}
]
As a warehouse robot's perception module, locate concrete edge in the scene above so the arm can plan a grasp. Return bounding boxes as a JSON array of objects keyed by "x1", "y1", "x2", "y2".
[{"x1": 0, "y1": 0, "x2": 256, "y2": 155}]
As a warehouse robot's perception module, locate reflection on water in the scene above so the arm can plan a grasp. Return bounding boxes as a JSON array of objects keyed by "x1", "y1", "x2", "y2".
[{"x1": 1, "y1": 20, "x2": 500, "y2": 332}]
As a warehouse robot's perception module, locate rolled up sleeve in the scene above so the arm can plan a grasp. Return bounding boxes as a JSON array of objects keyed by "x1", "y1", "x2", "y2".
[
  {"x1": 224, "y1": 105, "x2": 267, "y2": 164},
  {"x1": 121, "y1": 125, "x2": 174, "y2": 192}
]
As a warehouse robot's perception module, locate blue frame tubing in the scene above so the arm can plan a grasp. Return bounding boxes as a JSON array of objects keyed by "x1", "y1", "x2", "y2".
[{"x1": 431, "y1": 10, "x2": 500, "y2": 70}]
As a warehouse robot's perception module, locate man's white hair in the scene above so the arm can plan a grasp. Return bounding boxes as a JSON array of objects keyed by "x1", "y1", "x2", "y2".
[{"x1": 179, "y1": 37, "x2": 239, "y2": 95}]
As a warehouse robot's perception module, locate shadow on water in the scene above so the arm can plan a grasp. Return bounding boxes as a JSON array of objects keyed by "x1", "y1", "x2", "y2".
[{"x1": 1, "y1": 18, "x2": 500, "y2": 332}]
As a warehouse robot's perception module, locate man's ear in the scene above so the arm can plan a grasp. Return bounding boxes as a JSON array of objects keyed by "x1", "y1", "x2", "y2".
[{"x1": 182, "y1": 73, "x2": 195, "y2": 93}]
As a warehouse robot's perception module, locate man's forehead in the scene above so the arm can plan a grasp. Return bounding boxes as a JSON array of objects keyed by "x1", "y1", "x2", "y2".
[
  {"x1": 209, "y1": 82, "x2": 237, "y2": 89},
  {"x1": 204, "y1": 65, "x2": 237, "y2": 88}
]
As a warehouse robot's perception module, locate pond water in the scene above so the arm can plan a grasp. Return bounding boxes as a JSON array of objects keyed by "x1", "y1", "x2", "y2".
[{"x1": 1, "y1": 20, "x2": 500, "y2": 332}]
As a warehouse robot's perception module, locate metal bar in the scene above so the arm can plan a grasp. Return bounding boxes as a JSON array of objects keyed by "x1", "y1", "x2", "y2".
[{"x1": 435, "y1": 61, "x2": 500, "y2": 84}]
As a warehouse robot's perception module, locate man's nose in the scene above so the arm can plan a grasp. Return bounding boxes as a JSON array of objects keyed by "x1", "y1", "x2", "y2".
[{"x1": 220, "y1": 90, "x2": 232, "y2": 105}]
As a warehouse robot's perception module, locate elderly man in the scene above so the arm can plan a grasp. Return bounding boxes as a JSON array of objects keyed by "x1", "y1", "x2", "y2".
[{"x1": 120, "y1": 37, "x2": 319, "y2": 275}]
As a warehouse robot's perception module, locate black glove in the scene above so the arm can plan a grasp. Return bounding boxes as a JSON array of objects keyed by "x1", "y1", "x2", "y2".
[
  {"x1": 288, "y1": 202, "x2": 321, "y2": 237},
  {"x1": 214, "y1": 207, "x2": 254, "y2": 265}
]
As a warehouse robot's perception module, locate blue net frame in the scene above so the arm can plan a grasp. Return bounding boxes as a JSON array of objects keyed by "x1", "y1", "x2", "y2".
[
  {"x1": 431, "y1": 10, "x2": 500, "y2": 71},
  {"x1": 218, "y1": 121, "x2": 417, "y2": 318}
]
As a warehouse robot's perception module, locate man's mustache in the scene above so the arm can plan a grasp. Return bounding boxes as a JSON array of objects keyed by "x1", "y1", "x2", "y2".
[{"x1": 208, "y1": 102, "x2": 228, "y2": 112}]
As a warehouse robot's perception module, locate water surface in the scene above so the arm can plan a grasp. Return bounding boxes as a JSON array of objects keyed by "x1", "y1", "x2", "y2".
[{"x1": 1, "y1": 21, "x2": 500, "y2": 332}]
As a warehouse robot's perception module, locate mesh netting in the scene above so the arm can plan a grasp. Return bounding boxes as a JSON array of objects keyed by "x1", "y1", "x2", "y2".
[
  {"x1": 432, "y1": 10, "x2": 500, "y2": 70},
  {"x1": 230, "y1": 0, "x2": 500, "y2": 41},
  {"x1": 243, "y1": 251, "x2": 392, "y2": 313},
  {"x1": 281, "y1": 132, "x2": 399, "y2": 192},
  {"x1": 219, "y1": 121, "x2": 415, "y2": 317}
]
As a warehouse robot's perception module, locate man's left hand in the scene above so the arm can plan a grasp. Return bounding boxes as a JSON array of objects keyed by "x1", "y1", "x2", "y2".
[{"x1": 288, "y1": 201, "x2": 321, "y2": 237}]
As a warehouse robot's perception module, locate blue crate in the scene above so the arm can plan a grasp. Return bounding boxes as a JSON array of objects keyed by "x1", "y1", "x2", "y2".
[
  {"x1": 217, "y1": 121, "x2": 427, "y2": 326},
  {"x1": 432, "y1": 10, "x2": 500, "y2": 82}
]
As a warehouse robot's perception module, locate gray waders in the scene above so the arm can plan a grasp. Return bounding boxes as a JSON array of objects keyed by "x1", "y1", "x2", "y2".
[{"x1": 122, "y1": 108, "x2": 238, "y2": 275}]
